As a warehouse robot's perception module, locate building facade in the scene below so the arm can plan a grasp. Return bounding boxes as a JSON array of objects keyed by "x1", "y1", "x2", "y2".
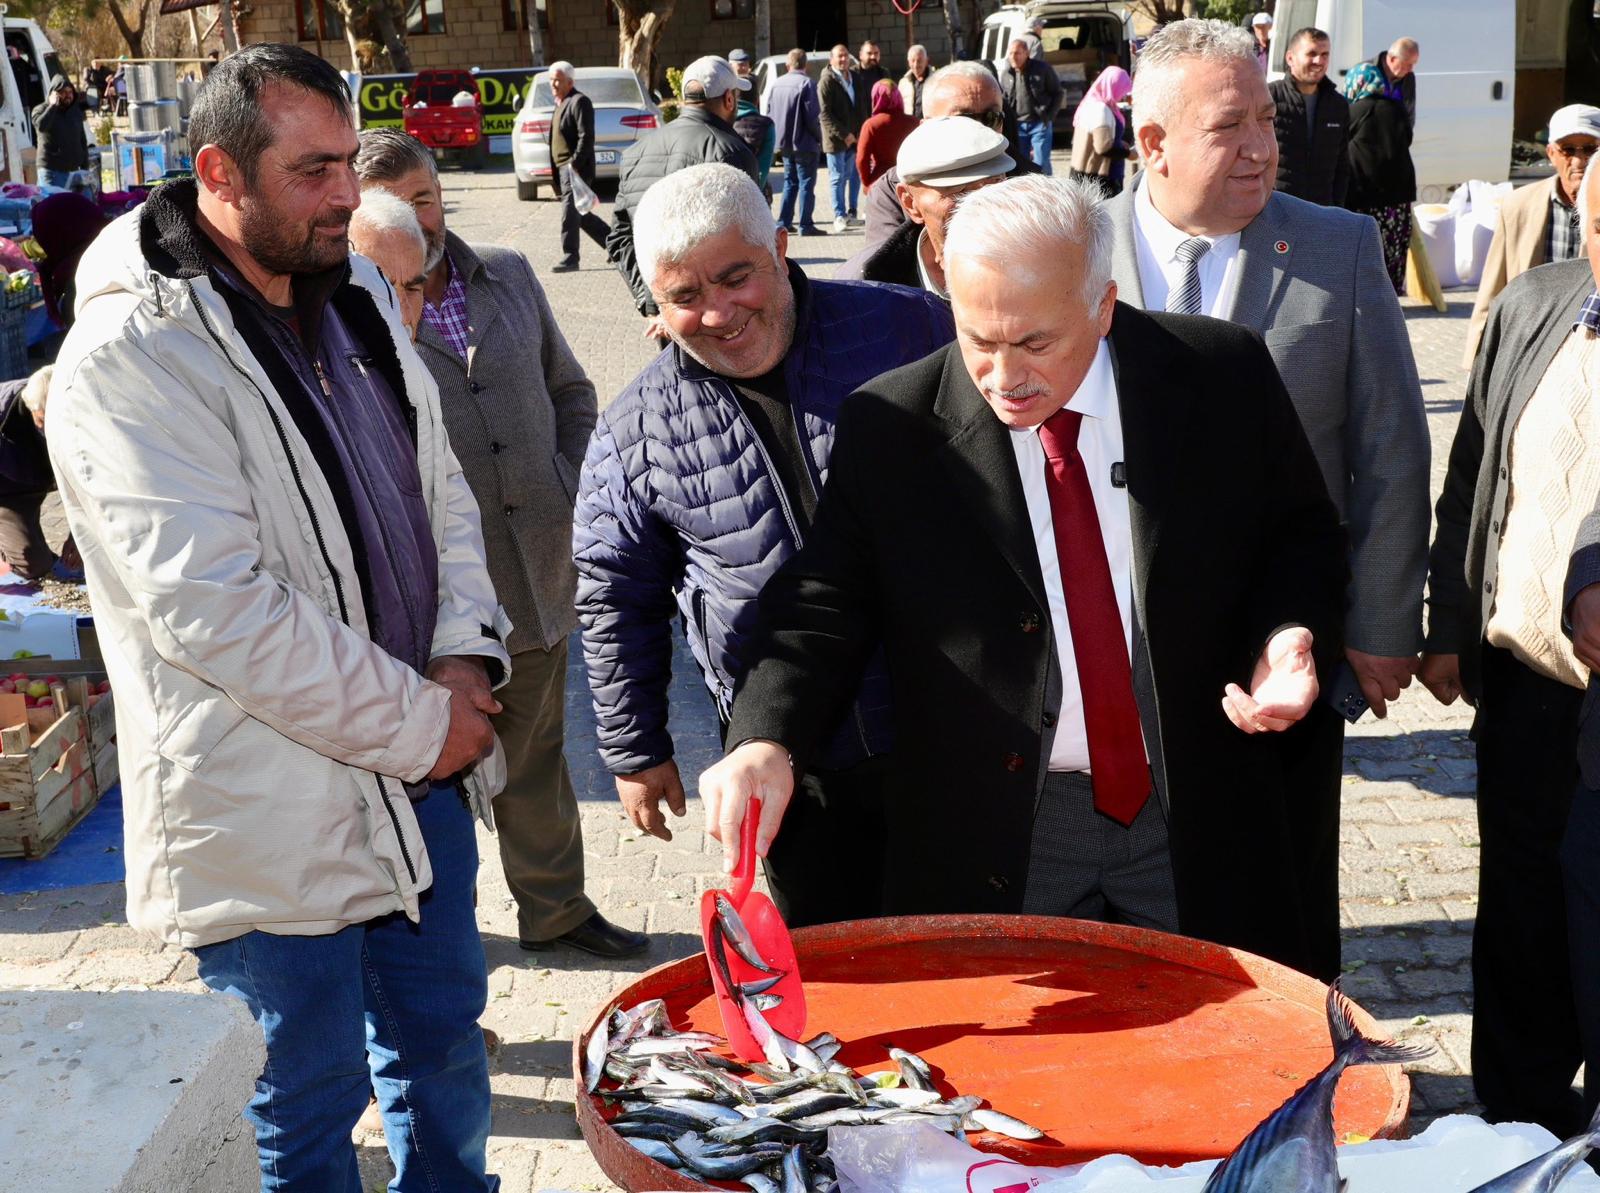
[{"x1": 239, "y1": 0, "x2": 983, "y2": 82}]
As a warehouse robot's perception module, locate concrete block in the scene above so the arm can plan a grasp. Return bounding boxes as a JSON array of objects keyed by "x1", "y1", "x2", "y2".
[{"x1": 0, "y1": 989, "x2": 263, "y2": 1193}]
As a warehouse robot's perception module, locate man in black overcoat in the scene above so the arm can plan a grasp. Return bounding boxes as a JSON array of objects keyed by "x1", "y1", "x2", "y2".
[{"x1": 701, "y1": 174, "x2": 1349, "y2": 979}]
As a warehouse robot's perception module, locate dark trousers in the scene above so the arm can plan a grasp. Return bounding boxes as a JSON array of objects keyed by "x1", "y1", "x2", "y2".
[
  {"x1": 1281, "y1": 702, "x2": 1345, "y2": 982},
  {"x1": 489, "y1": 640, "x2": 594, "y2": 941},
  {"x1": 1562, "y1": 779, "x2": 1600, "y2": 1126},
  {"x1": 762, "y1": 756, "x2": 892, "y2": 928},
  {"x1": 0, "y1": 492, "x2": 54, "y2": 581},
  {"x1": 1473, "y1": 645, "x2": 1587, "y2": 1138},
  {"x1": 557, "y1": 167, "x2": 610, "y2": 265}
]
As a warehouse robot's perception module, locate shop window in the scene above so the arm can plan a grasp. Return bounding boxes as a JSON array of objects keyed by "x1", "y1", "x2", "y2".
[
  {"x1": 503, "y1": 0, "x2": 548, "y2": 32},
  {"x1": 296, "y1": 0, "x2": 344, "y2": 42},
  {"x1": 407, "y1": 0, "x2": 446, "y2": 36}
]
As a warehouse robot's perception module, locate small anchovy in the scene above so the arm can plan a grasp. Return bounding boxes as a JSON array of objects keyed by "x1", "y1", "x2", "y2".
[
  {"x1": 965, "y1": 1107, "x2": 1045, "y2": 1140},
  {"x1": 742, "y1": 997, "x2": 792, "y2": 1073},
  {"x1": 867, "y1": 1088, "x2": 942, "y2": 1109},
  {"x1": 740, "y1": 973, "x2": 786, "y2": 997},
  {"x1": 1201, "y1": 983, "x2": 1432, "y2": 1193},
  {"x1": 623, "y1": 1136, "x2": 681, "y2": 1166},
  {"x1": 620, "y1": 1035, "x2": 720, "y2": 1059},
  {"x1": 751, "y1": 992, "x2": 784, "y2": 1012},
  {"x1": 669, "y1": 1131, "x2": 789, "y2": 1181},
  {"x1": 895, "y1": 1054, "x2": 937, "y2": 1092},
  {"x1": 743, "y1": 1176, "x2": 782, "y2": 1193},
  {"x1": 780, "y1": 1143, "x2": 810, "y2": 1193},
  {"x1": 887, "y1": 1046, "x2": 932, "y2": 1077},
  {"x1": 707, "y1": 1117, "x2": 825, "y2": 1147},
  {"x1": 582, "y1": 1020, "x2": 612, "y2": 1093},
  {"x1": 715, "y1": 892, "x2": 781, "y2": 975},
  {"x1": 610, "y1": 1120, "x2": 685, "y2": 1143},
  {"x1": 1468, "y1": 1099, "x2": 1600, "y2": 1191}
]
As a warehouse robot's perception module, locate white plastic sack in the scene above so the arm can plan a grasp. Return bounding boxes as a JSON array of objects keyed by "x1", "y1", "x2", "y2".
[
  {"x1": 1445, "y1": 179, "x2": 1516, "y2": 289},
  {"x1": 829, "y1": 1116, "x2": 1600, "y2": 1193},
  {"x1": 561, "y1": 164, "x2": 598, "y2": 215},
  {"x1": 452, "y1": 89, "x2": 477, "y2": 107},
  {"x1": 1413, "y1": 204, "x2": 1459, "y2": 289}
]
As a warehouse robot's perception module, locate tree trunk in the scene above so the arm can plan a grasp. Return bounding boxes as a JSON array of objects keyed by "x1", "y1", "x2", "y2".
[
  {"x1": 753, "y1": 0, "x2": 770, "y2": 59},
  {"x1": 370, "y1": 2, "x2": 413, "y2": 72},
  {"x1": 107, "y1": 0, "x2": 149, "y2": 58},
  {"x1": 614, "y1": 0, "x2": 675, "y2": 92},
  {"x1": 941, "y1": 0, "x2": 965, "y2": 60},
  {"x1": 525, "y1": 0, "x2": 546, "y2": 66},
  {"x1": 218, "y1": 0, "x2": 240, "y2": 53}
]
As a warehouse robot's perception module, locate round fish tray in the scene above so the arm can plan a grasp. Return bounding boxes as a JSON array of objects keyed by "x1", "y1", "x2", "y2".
[{"x1": 575, "y1": 915, "x2": 1412, "y2": 1192}]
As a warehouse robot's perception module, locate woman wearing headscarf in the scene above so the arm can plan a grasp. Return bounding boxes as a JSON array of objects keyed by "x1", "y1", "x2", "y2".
[
  {"x1": 31, "y1": 191, "x2": 107, "y2": 329},
  {"x1": 1069, "y1": 66, "x2": 1132, "y2": 198},
  {"x1": 1343, "y1": 60, "x2": 1415, "y2": 295},
  {"x1": 855, "y1": 78, "x2": 918, "y2": 192}
]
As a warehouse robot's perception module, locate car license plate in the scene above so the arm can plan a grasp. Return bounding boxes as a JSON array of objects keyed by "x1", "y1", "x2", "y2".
[{"x1": 596, "y1": 150, "x2": 619, "y2": 165}]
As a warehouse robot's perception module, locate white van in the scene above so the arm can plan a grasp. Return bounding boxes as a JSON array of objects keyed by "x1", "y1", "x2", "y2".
[
  {"x1": 979, "y1": 1, "x2": 1132, "y2": 129},
  {"x1": 0, "y1": 15, "x2": 69, "y2": 183},
  {"x1": 1268, "y1": 0, "x2": 1513, "y2": 200}
]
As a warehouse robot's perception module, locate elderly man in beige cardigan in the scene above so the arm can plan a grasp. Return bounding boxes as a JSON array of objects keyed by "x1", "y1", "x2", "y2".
[
  {"x1": 356, "y1": 130, "x2": 647, "y2": 960},
  {"x1": 1464, "y1": 103, "x2": 1600, "y2": 367}
]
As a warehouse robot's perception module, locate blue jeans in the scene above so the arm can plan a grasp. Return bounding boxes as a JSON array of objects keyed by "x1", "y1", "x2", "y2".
[
  {"x1": 196, "y1": 785, "x2": 496, "y2": 1193},
  {"x1": 826, "y1": 149, "x2": 859, "y2": 219},
  {"x1": 42, "y1": 169, "x2": 72, "y2": 189},
  {"x1": 779, "y1": 150, "x2": 820, "y2": 230},
  {"x1": 1019, "y1": 120, "x2": 1054, "y2": 175}
]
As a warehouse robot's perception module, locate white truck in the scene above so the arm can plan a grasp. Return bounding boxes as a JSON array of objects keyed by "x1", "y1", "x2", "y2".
[{"x1": 1267, "y1": 0, "x2": 1515, "y2": 200}]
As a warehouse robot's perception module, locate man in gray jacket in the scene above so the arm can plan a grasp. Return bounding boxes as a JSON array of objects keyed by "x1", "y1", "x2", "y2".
[
  {"x1": 49, "y1": 46, "x2": 511, "y2": 1189},
  {"x1": 357, "y1": 128, "x2": 646, "y2": 961},
  {"x1": 31, "y1": 73, "x2": 88, "y2": 188},
  {"x1": 1106, "y1": 20, "x2": 1429, "y2": 981},
  {"x1": 608, "y1": 56, "x2": 760, "y2": 341}
]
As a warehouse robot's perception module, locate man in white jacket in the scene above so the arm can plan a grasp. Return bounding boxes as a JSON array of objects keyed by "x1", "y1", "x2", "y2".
[{"x1": 48, "y1": 45, "x2": 512, "y2": 1192}]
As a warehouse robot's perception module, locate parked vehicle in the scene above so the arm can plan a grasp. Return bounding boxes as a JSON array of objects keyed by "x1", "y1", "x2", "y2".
[
  {"x1": 511, "y1": 66, "x2": 660, "y2": 201},
  {"x1": 980, "y1": 1, "x2": 1131, "y2": 131},
  {"x1": 751, "y1": 51, "x2": 836, "y2": 118},
  {"x1": 403, "y1": 67, "x2": 488, "y2": 169},
  {"x1": 1267, "y1": 0, "x2": 1513, "y2": 199}
]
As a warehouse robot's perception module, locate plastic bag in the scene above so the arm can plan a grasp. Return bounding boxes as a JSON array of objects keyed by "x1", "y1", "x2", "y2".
[
  {"x1": 1412, "y1": 204, "x2": 1459, "y2": 289},
  {"x1": 561, "y1": 163, "x2": 598, "y2": 215}
]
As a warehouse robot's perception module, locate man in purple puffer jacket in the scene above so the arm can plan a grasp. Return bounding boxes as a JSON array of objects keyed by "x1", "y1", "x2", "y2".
[{"x1": 574, "y1": 163, "x2": 952, "y2": 927}]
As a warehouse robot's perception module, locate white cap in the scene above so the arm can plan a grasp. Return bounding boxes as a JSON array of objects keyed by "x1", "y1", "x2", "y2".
[
  {"x1": 1251, "y1": 11, "x2": 1273, "y2": 25},
  {"x1": 897, "y1": 116, "x2": 1015, "y2": 188},
  {"x1": 1549, "y1": 104, "x2": 1600, "y2": 144},
  {"x1": 682, "y1": 55, "x2": 752, "y2": 99}
]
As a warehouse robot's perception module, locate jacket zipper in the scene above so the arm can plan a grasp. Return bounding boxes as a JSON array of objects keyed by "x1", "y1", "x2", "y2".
[{"x1": 185, "y1": 280, "x2": 419, "y2": 886}]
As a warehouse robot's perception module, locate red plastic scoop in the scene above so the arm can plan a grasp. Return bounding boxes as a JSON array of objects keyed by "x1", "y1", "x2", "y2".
[{"x1": 698, "y1": 798, "x2": 807, "y2": 1061}]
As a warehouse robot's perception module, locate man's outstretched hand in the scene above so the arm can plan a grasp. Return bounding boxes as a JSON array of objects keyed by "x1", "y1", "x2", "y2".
[
  {"x1": 1223, "y1": 626, "x2": 1319, "y2": 734},
  {"x1": 698, "y1": 740, "x2": 795, "y2": 874},
  {"x1": 616, "y1": 759, "x2": 688, "y2": 842}
]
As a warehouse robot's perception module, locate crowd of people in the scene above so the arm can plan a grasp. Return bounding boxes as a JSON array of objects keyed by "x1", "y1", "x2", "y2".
[{"x1": 29, "y1": 14, "x2": 1600, "y2": 1191}]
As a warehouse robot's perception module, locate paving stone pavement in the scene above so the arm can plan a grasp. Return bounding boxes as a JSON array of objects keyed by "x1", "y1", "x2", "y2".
[{"x1": 4, "y1": 165, "x2": 1494, "y2": 1191}]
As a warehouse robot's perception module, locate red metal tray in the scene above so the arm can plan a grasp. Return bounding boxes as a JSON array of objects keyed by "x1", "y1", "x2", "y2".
[{"x1": 574, "y1": 915, "x2": 1411, "y2": 1192}]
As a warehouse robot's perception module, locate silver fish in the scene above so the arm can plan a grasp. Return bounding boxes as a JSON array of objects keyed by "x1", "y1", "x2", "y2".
[
  {"x1": 965, "y1": 1107, "x2": 1045, "y2": 1140},
  {"x1": 740, "y1": 973, "x2": 786, "y2": 997},
  {"x1": 780, "y1": 1143, "x2": 810, "y2": 1193},
  {"x1": 742, "y1": 997, "x2": 792, "y2": 1073},
  {"x1": 582, "y1": 1020, "x2": 612, "y2": 1093},
  {"x1": 623, "y1": 1136, "x2": 681, "y2": 1166},
  {"x1": 1468, "y1": 1100, "x2": 1600, "y2": 1191},
  {"x1": 743, "y1": 1177, "x2": 782, "y2": 1193},
  {"x1": 1201, "y1": 983, "x2": 1431, "y2": 1192},
  {"x1": 715, "y1": 892, "x2": 781, "y2": 974},
  {"x1": 751, "y1": 992, "x2": 785, "y2": 1012}
]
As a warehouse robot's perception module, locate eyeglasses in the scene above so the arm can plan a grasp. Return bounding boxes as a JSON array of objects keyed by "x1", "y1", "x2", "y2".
[{"x1": 1555, "y1": 142, "x2": 1600, "y2": 160}]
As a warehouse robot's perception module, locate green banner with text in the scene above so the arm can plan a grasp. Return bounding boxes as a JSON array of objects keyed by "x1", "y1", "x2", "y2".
[{"x1": 357, "y1": 68, "x2": 545, "y2": 139}]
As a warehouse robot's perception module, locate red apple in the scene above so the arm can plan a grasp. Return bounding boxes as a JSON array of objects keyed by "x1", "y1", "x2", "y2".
[
  {"x1": 35, "y1": 698, "x2": 52, "y2": 713},
  {"x1": 96, "y1": 680, "x2": 111, "y2": 694},
  {"x1": 0, "y1": 680, "x2": 16, "y2": 694}
]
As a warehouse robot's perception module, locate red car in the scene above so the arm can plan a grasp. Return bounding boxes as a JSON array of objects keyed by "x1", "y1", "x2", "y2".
[{"x1": 403, "y1": 68, "x2": 488, "y2": 169}]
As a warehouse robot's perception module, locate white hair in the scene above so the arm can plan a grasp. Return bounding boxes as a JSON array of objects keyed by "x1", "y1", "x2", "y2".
[
  {"x1": 924, "y1": 61, "x2": 1001, "y2": 113},
  {"x1": 1131, "y1": 18, "x2": 1259, "y2": 137},
  {"x1": 20, "y1": 365, "x2": 51, "y2": 416},
  {"x1": 351, "y1": 187, "x2": 427, "y2": 258},
  {"x1": 907, "y1": 44, "x2": 927, "y2": 60},
  {"x1": 943, "y1": 174, "x2": 1113, "y2": 312},
  {"x1": 634, "y1": 163, "x2": 779, "y2": 289},
  {"x1": 549, "y1": 60, "x2": 575, "y2": 80}
]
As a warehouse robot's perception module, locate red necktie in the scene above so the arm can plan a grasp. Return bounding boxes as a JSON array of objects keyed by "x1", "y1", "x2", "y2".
[{"x1": 1036, "y1": 408, "x2": 1149, "y2": 826}]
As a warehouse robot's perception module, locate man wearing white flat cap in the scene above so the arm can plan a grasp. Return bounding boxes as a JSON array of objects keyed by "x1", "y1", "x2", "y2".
[
  {"x1": 837, "y1": 115, "x2": 1013, "y2": 297},
  {"x1": 1250, "y1": 12, "x2": 1272, "y2": 73},
  {"x1": 1465, "y1": 102, "x2": 1600, "y2": 366}
]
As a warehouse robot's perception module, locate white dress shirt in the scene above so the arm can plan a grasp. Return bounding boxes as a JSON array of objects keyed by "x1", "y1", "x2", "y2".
[
  {"x1": 1008, "y1": 338, "x2": 1134, "y2": 773},
  {"x1": 1132, "y1": 180, "x2": 1243, "y2": 319}
]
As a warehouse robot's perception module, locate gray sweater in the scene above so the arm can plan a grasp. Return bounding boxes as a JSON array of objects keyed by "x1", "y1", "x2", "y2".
[{"x1": 415, "y1": 233, "x2": 598, "y2": 655}]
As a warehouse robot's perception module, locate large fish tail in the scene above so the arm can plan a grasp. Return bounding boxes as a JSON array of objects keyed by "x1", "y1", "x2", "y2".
[{"x1": 1327, "y1": 981, "x2": 1433, "y2": 1069}]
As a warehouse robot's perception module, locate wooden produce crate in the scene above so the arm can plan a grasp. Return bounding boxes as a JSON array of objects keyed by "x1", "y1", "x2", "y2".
[
  {"x1": 0, "y1": 682, "x2": 97, "y2": 859},
  {"x1": 3, "y1": 660, "x2": 117, "y2": 794}
]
